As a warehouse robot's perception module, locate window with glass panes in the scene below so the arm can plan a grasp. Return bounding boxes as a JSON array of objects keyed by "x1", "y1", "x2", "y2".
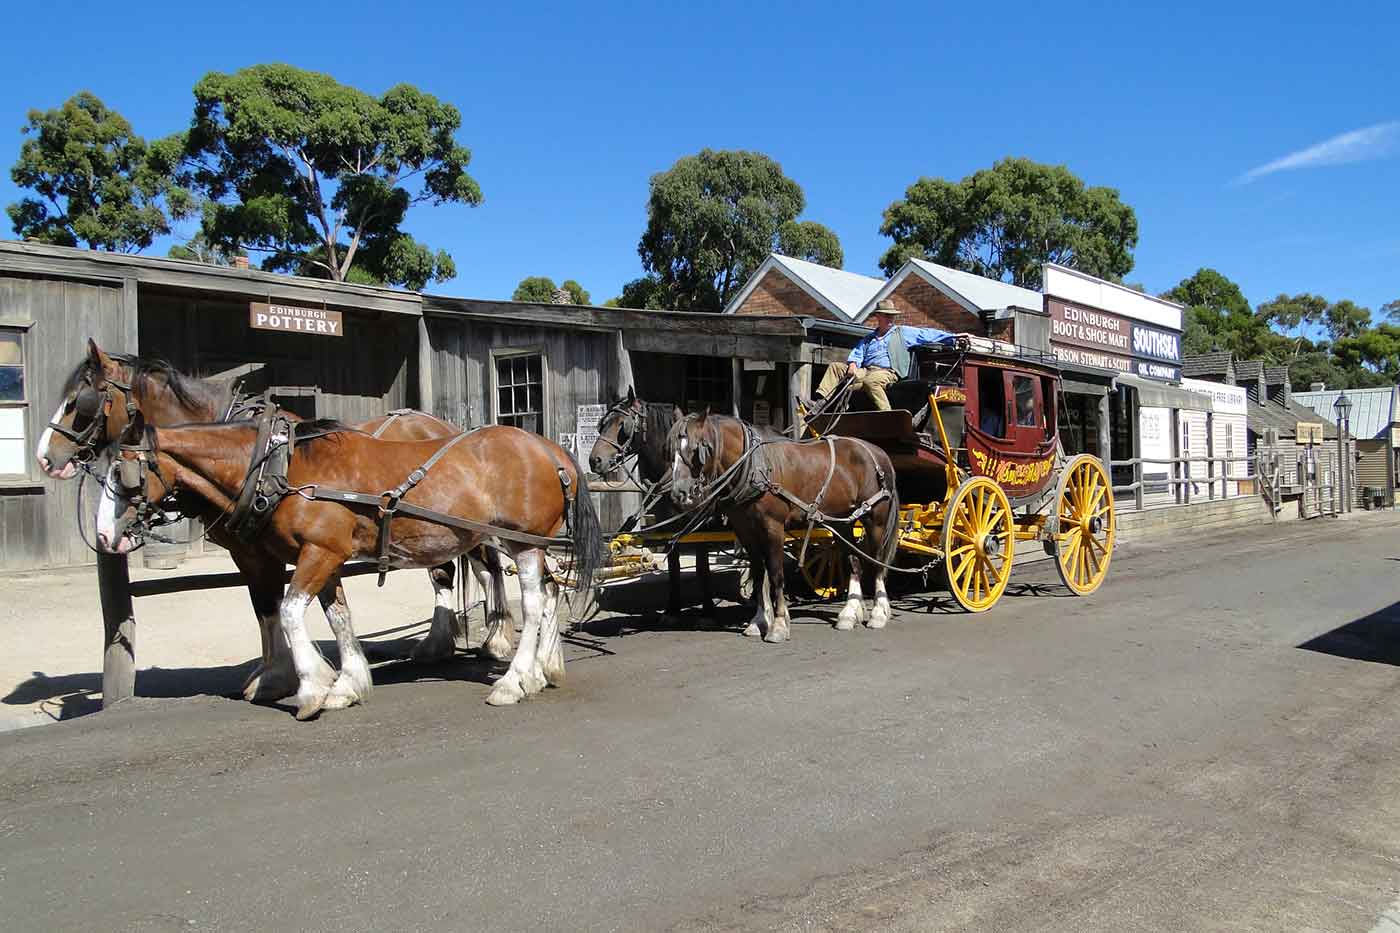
[
  {"x1": 684, "y1": 356, "x2": 730, "y2": 413},
  {"x1": 494, "y1": 351, "x2": 545, "y2": 434},
  {"x1": 0, "y1": 330, "x2": 26, "y2": 477}
]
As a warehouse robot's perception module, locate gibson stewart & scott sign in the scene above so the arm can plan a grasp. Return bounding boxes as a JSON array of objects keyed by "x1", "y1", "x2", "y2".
[
  {"x1": 250, "y1": 301, "x2": 344, "y2": 337},
  {"x1": 1047, "y1": 298, "x2": 1181, "y2": 381}
]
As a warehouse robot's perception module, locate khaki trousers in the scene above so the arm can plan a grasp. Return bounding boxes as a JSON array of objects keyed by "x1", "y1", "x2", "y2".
[{"x1": 817, "y1": 363, "x2": 900, "y2": 411}]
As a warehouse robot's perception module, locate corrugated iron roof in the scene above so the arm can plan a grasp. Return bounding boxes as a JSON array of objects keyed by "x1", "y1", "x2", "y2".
[
  {"x1": 770, "y1": 255, "x2": 884, "y2": 321},
  {"x1": 1182, "y1": 351, "x2": 1233, "y2": 376},
  {"x1": 1293, "y1": 386, "x2": 1397, "y2": 440},
  {"x1": 902, "y1": 258, "x2": 1043, "y2": 314}
]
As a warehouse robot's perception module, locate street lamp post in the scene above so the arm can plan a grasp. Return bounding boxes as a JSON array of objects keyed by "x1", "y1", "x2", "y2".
[{"x1": 1334, "y1": 392, "x2": 1353, "y2": 513}]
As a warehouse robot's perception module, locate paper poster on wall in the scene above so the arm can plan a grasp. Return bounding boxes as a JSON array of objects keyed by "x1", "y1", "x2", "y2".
[
  {"x1": 752, "y1": 401, "x2": 771, "y2": 426},
  {"x1": 575, "y1": 404, "x2": 606, "y2": 461},
  {"x1": 558, "y1": 434, "x2": 577, "y2": 457},
  {"x1": 1139, "y1": 406, "x2": 1171, "y2": 493}
]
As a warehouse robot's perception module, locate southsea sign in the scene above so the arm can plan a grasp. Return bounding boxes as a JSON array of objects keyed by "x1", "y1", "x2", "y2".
[
  {"x1": 1047, "y1": 298, "x2": 1182, "y2": 382},
  {"x1": 249, "y1": 302, "x2": 344, "y2": 337}
]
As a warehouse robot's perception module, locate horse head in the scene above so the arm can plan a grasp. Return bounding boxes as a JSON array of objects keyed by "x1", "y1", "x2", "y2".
[
  {"x1": 589, "y1": 386, "x2": 644, "y2": 477},
  {"x1": 94, "y1": 411, "x2": 173, "y2": 554},
  {"x1": 37, "y1": 339, "x2": 135, "y2": 479},
  {"x1": 667, "y1": 407, "x2": 721, "y2": 509}
]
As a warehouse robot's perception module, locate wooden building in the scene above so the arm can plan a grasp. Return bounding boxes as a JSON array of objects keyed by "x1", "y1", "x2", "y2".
[
  {"x1": 0, "y1": 240, "x2": 869, "y2": 570},
  {"x1": 1294, "y1": 384, "x2": 1396, "y2": 508}
]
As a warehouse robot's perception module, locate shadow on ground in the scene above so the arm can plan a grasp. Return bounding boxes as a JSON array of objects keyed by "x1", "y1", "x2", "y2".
[{"x1": 1299, "y1": 600, "x2": 1400, "y2": 666}]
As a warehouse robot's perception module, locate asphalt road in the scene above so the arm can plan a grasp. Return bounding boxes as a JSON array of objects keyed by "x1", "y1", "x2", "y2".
[{"x1": 3, "y1": 515, "x2": 1400, "y2": 932}]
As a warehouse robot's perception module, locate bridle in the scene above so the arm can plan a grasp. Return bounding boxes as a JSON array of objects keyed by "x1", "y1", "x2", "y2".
[
  {"x1": 48, "y1": 374, "x2": 138, "y2": 464},
  {"x1": 102, "y1": 429, "x2": 177, "y2": 550},
  {"x1": 594, "y1": 401, "x2": 647, "y2": 475}
]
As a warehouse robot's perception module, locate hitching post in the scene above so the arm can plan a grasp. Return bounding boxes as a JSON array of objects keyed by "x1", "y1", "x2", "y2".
[{"x1": 96, "y1": 552, "x2": 136, "y2": 706}]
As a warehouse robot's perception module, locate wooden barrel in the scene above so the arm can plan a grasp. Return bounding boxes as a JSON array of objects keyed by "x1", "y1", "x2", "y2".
[{"x1": 141, "y1": 519, "x2": 188, "y2": 570}]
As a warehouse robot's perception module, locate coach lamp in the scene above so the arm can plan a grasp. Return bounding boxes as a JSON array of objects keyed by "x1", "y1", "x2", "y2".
[{"x1": 1334, "y1": 392, "x2": 1352, "y2": 513}]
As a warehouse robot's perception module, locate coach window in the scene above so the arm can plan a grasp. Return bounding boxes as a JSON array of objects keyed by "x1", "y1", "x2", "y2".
[
  {"x1": 1012, "y1": 375, "x2": 1037, "y2": 427},
  {"x1": 0, "y1": 328, "x2": 28, "y2": 480},
  {"x1": 492, "y1": 348, "x2": 547, "y2": 435}
]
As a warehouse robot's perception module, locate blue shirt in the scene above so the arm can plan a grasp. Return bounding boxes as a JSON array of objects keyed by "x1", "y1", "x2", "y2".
[{"x1": 847, "y1": 324, "x2": 954, "y2": 368}]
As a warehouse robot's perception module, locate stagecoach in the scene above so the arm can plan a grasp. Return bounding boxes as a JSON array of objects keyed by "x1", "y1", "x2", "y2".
[{"x1": 793, "y1": 335, "x2": 1115, "y2": 612}]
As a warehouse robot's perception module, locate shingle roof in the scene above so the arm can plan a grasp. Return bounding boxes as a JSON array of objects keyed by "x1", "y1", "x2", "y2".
[
  {"x1": 1247, "y1": 398, "x2": 1338, "y2": 440},
  {"x1": 1264, "y1": 366, "x2": 1291, "y2": 386},
  {"x1": 1235, "y1": 360, "x2": 1264, "y2": 381},
  {"x1": 1293, "y1": 386, "x2": 1398, "y2": 440},
  {"x1": 1182, "y1": 352, "x2": 1233, "y2": 377}
]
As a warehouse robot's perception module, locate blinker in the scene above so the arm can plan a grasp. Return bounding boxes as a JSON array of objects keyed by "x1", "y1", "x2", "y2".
[
  {"x1": 75, "y1": 385, "x2": 101, "y2": 419},
  {"x1": 118, "y1": 457, "x2": 143, "y2": 492}
]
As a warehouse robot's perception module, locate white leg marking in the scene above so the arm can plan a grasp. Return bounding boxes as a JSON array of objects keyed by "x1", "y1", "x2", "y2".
[
  {"x1": 322, "y1": 593, "x2": 371, "y2": 709},
  {"x1": 868, "y1": 573, "x2": 891, "y2": 629},
  {"x1": 539, "y1": 579, "x2": 565, "y2": 686},
  {"x1": 836, "y1": 571, "x2": 865, "y2": 631},
  {"x1": 765, "y1": 585, "x2": 792, "y2": 644},
  {"x1": 486, "y1": 550, "x2": 545, "y2": 706},
  {"x1": 481, "y1": 556, "x2": 516, "y2": 660},
  {"x1": 279, "y1": 590, "x2": 330, "y2": 720}
]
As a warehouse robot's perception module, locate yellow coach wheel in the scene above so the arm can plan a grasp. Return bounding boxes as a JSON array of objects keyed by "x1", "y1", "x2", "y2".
[
  {"x1": 799, "y1": 535, "x2": 847, "y2": 599},
  {"x1": 1054, "y1": 454, "x2": 1115, "y2": 596},
  {"x1": 942, "y1": 476, "x2": 1015, "y2": 612}
]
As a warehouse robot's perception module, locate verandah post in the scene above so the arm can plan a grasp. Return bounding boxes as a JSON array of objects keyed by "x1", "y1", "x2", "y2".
[{"x1": 97, "y1": 552, "x2": 136, "y2": 707}]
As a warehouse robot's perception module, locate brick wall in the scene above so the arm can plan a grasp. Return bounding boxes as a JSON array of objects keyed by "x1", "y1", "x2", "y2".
[
  {"x1": 731, "y1": 269, "x2": 838, "y2": 319},
  {"x1": 887, "y1": 275, "x2": 983, "y2": 333}
]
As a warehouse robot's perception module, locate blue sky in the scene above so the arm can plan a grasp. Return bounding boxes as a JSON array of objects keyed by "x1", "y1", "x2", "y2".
[{"x1": 1, "y1": 0, "x2": 1397, "y2": 312}]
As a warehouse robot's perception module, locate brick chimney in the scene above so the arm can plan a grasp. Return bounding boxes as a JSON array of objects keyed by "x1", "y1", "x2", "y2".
[{"x1": 232, "y1": 256, "x2": 251, "y2": 270}]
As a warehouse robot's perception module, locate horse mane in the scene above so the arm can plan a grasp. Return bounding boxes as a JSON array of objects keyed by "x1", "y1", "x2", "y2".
[
  {"x1": 64, "y1": 352, "x2": 221, "y2": 413},
  {"x1": 295, "y1": 419, "x2": 357, "y2": 452}
]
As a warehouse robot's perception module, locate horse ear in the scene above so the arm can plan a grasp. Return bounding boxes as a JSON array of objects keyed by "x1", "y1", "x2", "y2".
[
  {"x1": 672, "y1": 405, "x2": 684, "y2": 424},
  {"x1": 699, "y1": 406, "x2": 711, "y2": 423},
  {"x1": 123, "y1": 409, "x2": 146, "y2": 442},
  {"x1": 87, "y1": 338, "x2": 116, "y2": 384},
  {"x1": 625, "y1": 386, "x2": 636, "y2": 405}
]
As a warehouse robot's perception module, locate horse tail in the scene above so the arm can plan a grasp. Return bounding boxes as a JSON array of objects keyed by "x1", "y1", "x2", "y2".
[
  {"x1": 874, "y1": 445, "x2": 901, "y2": 570},
  {"x1": 562, "y1": 448, "x2": 607, "y2": 591}
]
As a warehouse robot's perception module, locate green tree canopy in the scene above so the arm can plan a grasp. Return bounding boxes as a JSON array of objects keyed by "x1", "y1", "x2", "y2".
[
  {"x1": 1163, "y1": 268, "x2": 1276, "y2": 359},
  {"x1": 634, "y1": 148, "x2": 842, "y2": 312},
  {"x1": 174, "y1": 64, "x2": 482, "y2": 290},
  {"x1": 512, "y1": 276, "x2": 590, "y2": 304},
  {"x1": 879, "y1": 157, "x2": 1138, "y2": 287},
  {"x1": 7, "y1": 92, "x2": 186, "y2": 252}
]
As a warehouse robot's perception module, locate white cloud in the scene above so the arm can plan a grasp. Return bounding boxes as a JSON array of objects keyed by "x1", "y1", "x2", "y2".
[{"x1": 1237, "y1": 121, "x2": 1400, "y2": 184}]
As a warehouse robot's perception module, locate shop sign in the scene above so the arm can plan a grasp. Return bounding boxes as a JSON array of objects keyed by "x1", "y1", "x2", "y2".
[
  {"x1": 1048, "y1": 298, "x2": 1182, "y2": 382},
  {"x1": 250, "y1": 301, "x2": 344, "y2": 337},
  {"x1": 1181, "y1": 377, "x2": 1247, "y2": 415}
]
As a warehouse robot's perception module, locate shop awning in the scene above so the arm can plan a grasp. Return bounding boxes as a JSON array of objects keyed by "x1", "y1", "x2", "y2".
[
  {"x1": 1117, "y1": 373, "x2": 1214, "y2": 411},
  {"x1": 1062, "y1": 377, "x2": 1111, "y2": 397},
  {"x1": 1056, "y1": 359, "x2": 1118, "y2": 397}
]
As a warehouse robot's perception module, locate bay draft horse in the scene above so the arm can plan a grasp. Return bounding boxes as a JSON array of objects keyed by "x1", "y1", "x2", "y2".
[
  {"x1": 36, "y1": 340, "x2": 518, "y2": 703},
  {"x1": 95, "y1": 413, "x2": 604, "y2": 716},
  {"x1": 669, "y1": 411, "x2": 900, "y2": 643}
]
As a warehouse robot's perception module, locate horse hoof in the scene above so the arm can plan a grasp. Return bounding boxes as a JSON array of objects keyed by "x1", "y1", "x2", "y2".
[
  {"x1": 866, "y1": 611, "x2": 889, "y2": 630},
  {"x1": 480, "y1": 636, "x2": 514, "y2": 662},
  {"x1": 410, "y1": 638, "x2": 454, "y2": 664},
  {"x1": 485, "y1": 672, "x2": 525, "y2": 706},
  {"x1": 834, "y1": 614, "x2": 857, "y2": 631},
  {"x1": 294, "y1": 692, "x2": 327, "y2": 721},
  {"x1": 742, "y1": 622, "x2": 761, "y2": 638},
  {"x1": 763, "y1": 629, "x2": 790, "y2": 644}
]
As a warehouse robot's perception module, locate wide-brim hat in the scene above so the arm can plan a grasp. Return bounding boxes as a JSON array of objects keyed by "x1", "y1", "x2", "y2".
[{"x1": 872, "y1": 299, "x2": 902, "y2": 315}]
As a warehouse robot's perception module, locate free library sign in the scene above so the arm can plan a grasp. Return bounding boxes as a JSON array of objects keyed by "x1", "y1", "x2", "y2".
[{"x1": 249, "y1": 301, "x2": 344, "y2": 337}]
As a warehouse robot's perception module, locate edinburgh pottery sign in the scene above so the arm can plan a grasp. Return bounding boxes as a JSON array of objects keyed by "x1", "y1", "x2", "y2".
[{"x1": 250, "y1": 301, "x2": 344, "y2": 337}]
